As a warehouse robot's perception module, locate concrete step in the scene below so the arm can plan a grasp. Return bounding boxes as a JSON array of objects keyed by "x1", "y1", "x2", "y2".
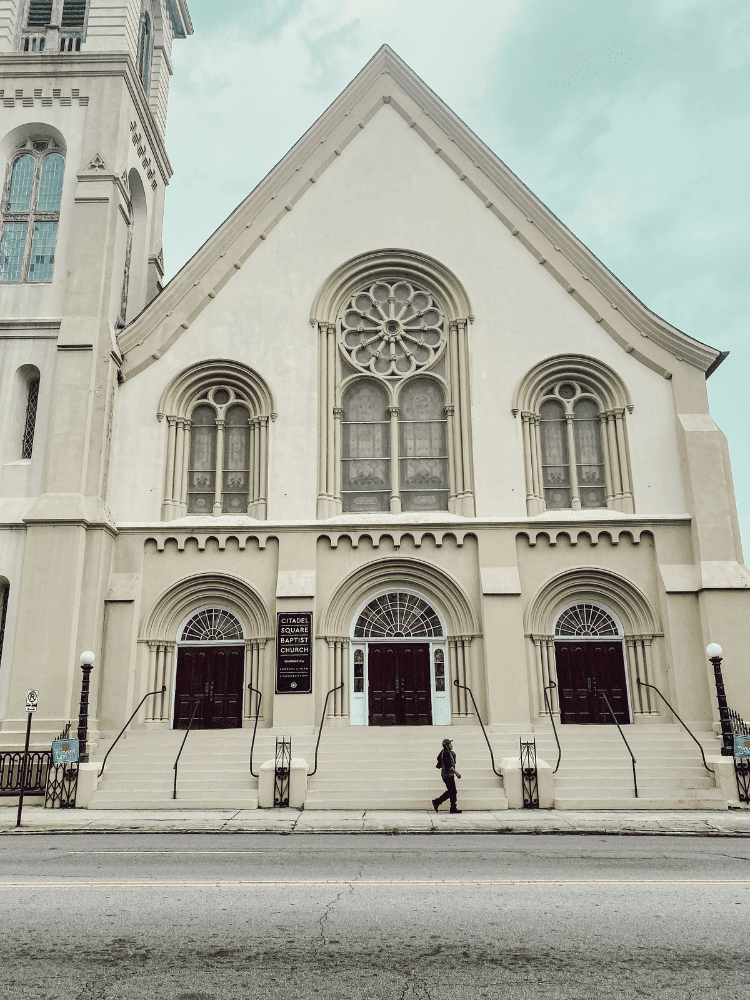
[
  {"x1": 304, "y1": 796, "x2": 508, "y2": 811},
  {"x1": 89, "y1": 795, "x2": 259, "y2": 810},
  {"x1": 554, "y1": 795, "x2": 726, "y2": 811}
]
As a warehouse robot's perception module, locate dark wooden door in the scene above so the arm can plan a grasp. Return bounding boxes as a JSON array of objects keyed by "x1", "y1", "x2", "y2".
[
  {"x1": 173, "y1": 645, "x2": 244, "y2": 729},
  {"x1": 368, "y1": 643, "x2": 432, "y2": 726},
  {"x1": 555, "y1": 641, "x2": 630, "y2": 724}
]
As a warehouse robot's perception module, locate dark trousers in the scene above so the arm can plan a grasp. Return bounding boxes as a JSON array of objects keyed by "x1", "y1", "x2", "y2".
[{"x1": 435, "y1": 774, "x2": 457, "y2": 809}]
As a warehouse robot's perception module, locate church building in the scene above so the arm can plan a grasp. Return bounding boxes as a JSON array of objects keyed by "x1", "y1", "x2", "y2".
[{"x1": 1, "y1": 0, "x2": 749, "y2": 810}]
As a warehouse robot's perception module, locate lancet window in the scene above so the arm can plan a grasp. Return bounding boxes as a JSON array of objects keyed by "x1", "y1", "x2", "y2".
[
  {"x1": 158, "y1": 362, "x2": 275, "y2": 521},
  {"x1": 313, "y1": 252, "x2": 475, "y2": 518},
  {"x1": 514, "y1": 357, "x2": 634, "y2": 514},
  {"x1": 0, "y1": 139, "x2": 64, "y2": 284}
]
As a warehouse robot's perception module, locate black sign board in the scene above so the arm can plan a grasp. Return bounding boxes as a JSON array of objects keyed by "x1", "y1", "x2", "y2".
[{"x1": 276, "y1": 612, "x2": 313, "y2": 694}]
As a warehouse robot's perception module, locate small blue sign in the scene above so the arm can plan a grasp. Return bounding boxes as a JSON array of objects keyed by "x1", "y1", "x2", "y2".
[
  {"x1": 52, "y1": 738, "x2": 79, "y2": 764},
  {"x1": 733, "y1": 735, "x2": 750, "y2": 760}
]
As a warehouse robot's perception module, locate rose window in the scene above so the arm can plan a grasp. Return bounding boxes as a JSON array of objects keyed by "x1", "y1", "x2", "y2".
[{"x1": 339, "y1": 281, "x2": 446, "y2": 376}]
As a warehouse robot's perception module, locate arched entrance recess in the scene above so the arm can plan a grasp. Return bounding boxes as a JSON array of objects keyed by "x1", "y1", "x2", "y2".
[
  {"x1": 350, "y1": 591, "x2": 450, "y2": 727},
  {"x1": 173, "y1": 607, "x2": 245, "y2": 729},
  {"x1": 525, "y1": 567, "x2": 663, "y2": 723},
  {"x1": 320, "y1": 557, "x2": 481, "y2": 726},
  {"x1": 553, "y1": 602, "x2": 630, "y2": 724},
  {"x1": 140, "y1": 572, "x2": 272, "y2": 728}
]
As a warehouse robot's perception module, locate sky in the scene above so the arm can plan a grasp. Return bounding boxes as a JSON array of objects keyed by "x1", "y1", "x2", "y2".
[{"x1": 162, "y1": 0, "x2": 749, "y2": 551}]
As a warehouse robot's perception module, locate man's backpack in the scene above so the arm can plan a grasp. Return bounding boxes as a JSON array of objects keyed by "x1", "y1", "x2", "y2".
[{"x1": 436, "y1": 750, "x2": 443, "y2": 769}]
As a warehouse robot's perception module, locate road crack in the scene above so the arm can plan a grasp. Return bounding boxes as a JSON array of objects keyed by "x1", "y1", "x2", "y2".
[{"x1": 317, "y1": 863, "x2": 363, "y2": 948}]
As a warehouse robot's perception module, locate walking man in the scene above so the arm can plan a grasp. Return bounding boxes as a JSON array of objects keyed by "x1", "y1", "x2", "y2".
[{"x1": 432, "y1": 737, "x2": 462, "y2": 813}]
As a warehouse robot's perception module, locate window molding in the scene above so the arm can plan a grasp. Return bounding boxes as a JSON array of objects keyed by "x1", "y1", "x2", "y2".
[
  {"x1": 158, "y1": 360, "x2": 275, "y2": 521},
  {"x1": 21, "y1": 0, "x2": 88, "y2": 52},
  {"x1": 312, "y1": 249, "x2": 475, "y2": 518},
  {"x1": 513, "y1": 355, "x2": 635, "y2": 515},
  {"x1": 0, "y1": 139, "x2": 65, "y2": 285}
]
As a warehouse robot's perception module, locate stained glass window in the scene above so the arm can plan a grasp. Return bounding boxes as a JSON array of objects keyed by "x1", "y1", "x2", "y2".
[
  {"x1": 0, "y1": 144, "x2": 64, "y2": 284},
  {"x1": 555, "y1": 603, "x2": 620, "y2": 637},
  {"x1": 574, "y1": 399, "x2": 606, "y2": 508},
  {"x1": 538, "y1": 382, "x2": 607, "y2": 510},
  {"x1": 353, "y1": 649, "x2": 365, "y2": 692},
  {"x1": 342, "y1": 381, "x2": 390, "y2": 513},
  {"x1": 181, "y1": 607, "x2": 244, "y2": 642},
  {"x1": 398, "y1": 379, "x2": 448, "y2": 511},
  {"x1": 222, "y1": 405, "x2": 250, "y2": 514},
  {"x1": 540, "y1": 399, "x2": 570, "y2": 509},
  {"x1": 354, "y1": 593, "x2": 443, "y2": 639},
  {"x1": 434, "y1": 649, "x2": 446, "y2": 691},
  {"x1": 187, "y1": 405, "x2": 216, "y2": 514}
]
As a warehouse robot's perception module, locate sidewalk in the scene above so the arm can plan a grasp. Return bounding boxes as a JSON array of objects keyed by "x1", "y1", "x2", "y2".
[{"x1": 2, "y1": 806, "x2": 750, "y2": 836}]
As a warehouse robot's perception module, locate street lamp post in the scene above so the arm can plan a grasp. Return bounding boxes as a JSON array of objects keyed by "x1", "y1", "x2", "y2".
[
  {"x1": 77, "y1": 651, "x2": 96, "y2": 763},
  {"x1": 706, "y1": 643, "x2": 733, "y2": 756}
]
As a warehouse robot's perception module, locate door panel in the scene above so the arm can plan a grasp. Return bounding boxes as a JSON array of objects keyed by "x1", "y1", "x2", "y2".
[
  {"x1": 368, "y1": 643, "x2": 432, "y2": 726},
  {"x1": 555, "y1": 641, "x2": 630, "y2": 724},
  {"x1": 173, "y1": 646, "x2": 244, "y2": 729}
]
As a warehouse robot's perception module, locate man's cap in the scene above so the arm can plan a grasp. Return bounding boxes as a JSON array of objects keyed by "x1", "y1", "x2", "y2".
[{"x1": 441, "y1": 738, "x2": 452, "y2": 747}]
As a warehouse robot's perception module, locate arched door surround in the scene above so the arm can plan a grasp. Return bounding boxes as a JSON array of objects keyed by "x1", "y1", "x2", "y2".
[
  {"x1": 320, "y1": 556, "x2": 481, "y2": 725},
  {"x1": 140, "y1": 572, "x2": 272, "y2": 727},
  {"x1": 349, "y1": 590, "x2": 448, "y2": 727},
  {"x1": 553, "y1": 602, "x2": 630, "y2": 724},
  {"x1": 173, "y1": 607, "x2": 245, "y2": 729},
  {"x1": 525, "y1": 568, "x2": 663, "y2": 722},
  {"x1": 311, "y1": 249, "x2": 476, "y2": 518}
]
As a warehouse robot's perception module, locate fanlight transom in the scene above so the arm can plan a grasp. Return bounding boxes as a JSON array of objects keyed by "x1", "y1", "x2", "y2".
[
  {"x1": 555, "y1": 603, "x2": 620, "y2": 638},
  {"x1": 339, "y1": 280, "x2": 446, "y2": 376},
  {"x1": 354, "y1": 592, "x2": 443, "y2": 638},
  {"x1": 181, "y1": 607, "x2": 244, "y2": 642}
]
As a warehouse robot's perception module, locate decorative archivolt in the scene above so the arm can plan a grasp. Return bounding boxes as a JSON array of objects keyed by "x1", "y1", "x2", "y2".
[
  {"x1": 141, "y1": 571, "x2": 272, "y2": 642},
  {"x1": 314, "y1": 250, "x2": 476, "y2": 519},
  {"x1": 524, "y1": 567, "x2": 660, "y2": 639},
  {"x1": 157, "y1": 360, "x2": 275, "y2": 521},
  {"x1": 512, "y1": 354, "x2": 633, "y2": 415},
  {"x1": 320, "y1": 556, "x2": 479, "y2": 638},
  {"x1": 310, "y1": 248, "x2": 473, "y2": 326},
  {"x1": 157, "y1": 359, "x2": 275, "y2": 420}
]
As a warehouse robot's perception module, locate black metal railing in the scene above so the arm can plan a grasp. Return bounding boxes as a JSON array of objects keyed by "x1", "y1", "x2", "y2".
[
  {"x1": 728, "y1": 707, "x2": 750, "y2": 738},
  {"x1": 98, "y1": 686, "x2": 167, "y2": 778},
  {"x1": 247, "y1": 685, "x2": 263, "y2": 778},
  {"x1": 520, "y1": 739, "x2": 539, "y2": 809},
  {"x1": 0, "y1": 750, "x2": 50, "y2": 796},
  {"x1": 636, "y1": 678, "x2": 714, "y2": 774},
  {"x1": 45, "y1": 722, "x2": 78, "y2": 809},
  {"x1": 173, "y1": 700, "x2": 200, "y2": 800},
  {"x1": 600, "y1": 692, "x2": 638, "y2": 798},
  {"x1": 274, "y1": 737, "x2": 292, "y2": 807},
  {"x1": 452, "y1": 680, "x2": 502, "y2": 779},
  {"x1": 308, "y1": 683, "x2": 344, "y2": 777},
  {"x1": 543, "y1": 681, "x2": 562, "y2": 774}
]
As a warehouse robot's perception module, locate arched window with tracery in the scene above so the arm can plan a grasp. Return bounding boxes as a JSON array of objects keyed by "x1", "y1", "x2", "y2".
[
  {"x1": 137, "y1": 7, "x2": 153, "y2": 92},
  {"x1": 513, "y1": 356, "x2": 634, "y2": 514},
  {"x1": 159, "y1": 361, "x2": 274, "y2": 521},
  {"x1": 0, "y1": 139, "x2": 64, "y2": 284},
  {"x1": 312, "y1": 251, "x2": 475, "y2": 517}
]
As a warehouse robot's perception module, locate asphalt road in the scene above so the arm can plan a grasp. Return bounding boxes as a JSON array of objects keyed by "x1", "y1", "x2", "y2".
[{"x1": 1, "y1": 833, "x2": 750, "y2": 1000}]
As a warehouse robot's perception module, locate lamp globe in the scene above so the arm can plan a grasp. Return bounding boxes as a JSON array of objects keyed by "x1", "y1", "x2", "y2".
[
  {"x1": 80, "y1": 651, "x2": 96, "y2": 666},
  {"x1": 706, "y1": 643, "x2": 723, "y2": 659}
]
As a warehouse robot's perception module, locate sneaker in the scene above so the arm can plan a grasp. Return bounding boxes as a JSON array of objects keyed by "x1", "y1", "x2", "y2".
[
  {"x1": 450, "y1": 808, "x2": 462, "y2": 814},
  {"x1": 432, "y1": 798, "x2": 440, "y2": 813}
]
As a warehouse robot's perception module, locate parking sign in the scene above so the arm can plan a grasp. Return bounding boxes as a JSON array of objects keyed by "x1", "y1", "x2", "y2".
[{"x1": 25, "y1": 689, "x2": 39, "y2": 713}]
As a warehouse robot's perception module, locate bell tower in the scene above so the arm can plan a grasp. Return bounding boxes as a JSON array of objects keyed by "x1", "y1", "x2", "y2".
[{"x1": 0, "y1": 1, "x2": 192, "y2": 743}]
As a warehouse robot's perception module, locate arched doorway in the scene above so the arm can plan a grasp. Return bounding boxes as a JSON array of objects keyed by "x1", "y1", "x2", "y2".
[
  {"x1": 554, "y1": 602, "x2": 631, "y2": 724},
  {"x1": 349, "y1": 591, "x2": 450, "y2": 727},
  {"x1": 173, "y1": 607, "x2": 245, "y2": 729}
]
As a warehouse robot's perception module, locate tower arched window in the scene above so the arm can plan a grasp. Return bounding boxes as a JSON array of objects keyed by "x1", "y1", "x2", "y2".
[
  {"x1": 0, "y1": 140, "x2": 64, "y2": 284},
  {"x1": 21, "y1": 374, "x2": 40, "y2": 459},
  {"x1": 159, "y1": 361, "x2": 275, "y2": 521},
  {"x1": 312, "y1": 252, "x2": 475, "y2": 518},
  {"x1": 513, "y1": 356, "x2": 634, "y2": 514},
  {"x1": 137, "y1": 8, "x2": 152, "y2": 92}
]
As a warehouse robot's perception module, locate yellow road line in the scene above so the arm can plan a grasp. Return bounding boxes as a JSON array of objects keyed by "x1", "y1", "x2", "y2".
[{"x1": 1, "y1": 879, "x2": 749, "y2": 888}]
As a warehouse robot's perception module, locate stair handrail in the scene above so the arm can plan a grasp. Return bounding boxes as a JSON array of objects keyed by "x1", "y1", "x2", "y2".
[
  {"x1": 173, "y1": 699, "x2": 200, "y2": 799},
  {"x1": 453, "y1": 680, "x2": 503, "y2": 778},
  {"x1": 600, "y1": 691, "x2": 638, "y2": 798},
  {"x1": 542, "y1": 681, "x2": 562, "y2": 774},
  {"x1": 308, "y1": 683, "x2": 344, "y2": 777},
  {"x1": 636, "y1": 678, "x2": 714, "y2": 774},
  {"x1": 97, "y1": 686, "x2": 167, "y2": 778},
  {"x1": 247, "y1": 685, "x2": 263, "y2": 778}
]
